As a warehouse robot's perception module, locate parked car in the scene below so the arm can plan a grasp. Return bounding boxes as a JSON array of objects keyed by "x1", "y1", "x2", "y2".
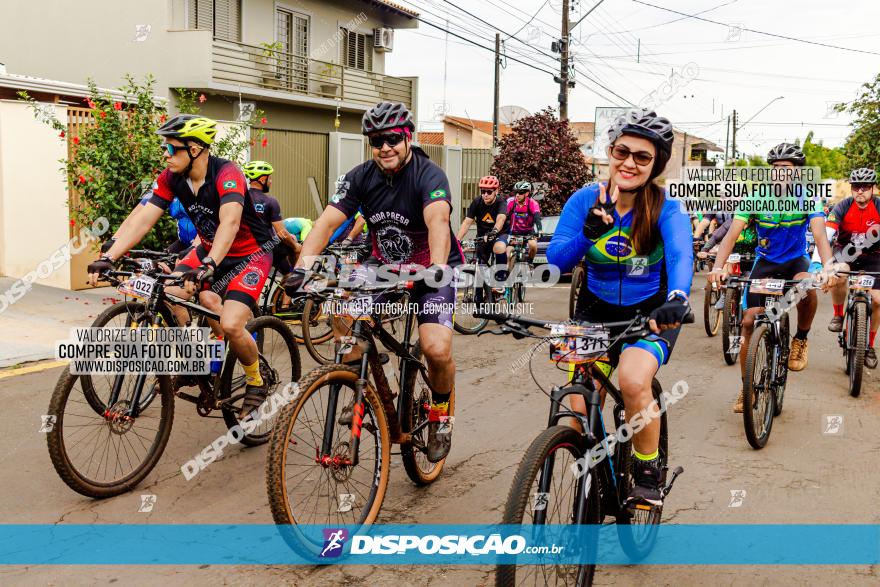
[{"x1": 534, "y1": 215, "x2": 570, "y2": 275}]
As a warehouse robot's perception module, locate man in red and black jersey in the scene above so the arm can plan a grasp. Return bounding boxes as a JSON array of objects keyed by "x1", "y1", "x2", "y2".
[
  {"x1": 823, "y1": 168, "x2": 880, "y2": 367},
  {"x1": 87, "y1": 115, "x2": 276, "y2": 418}
]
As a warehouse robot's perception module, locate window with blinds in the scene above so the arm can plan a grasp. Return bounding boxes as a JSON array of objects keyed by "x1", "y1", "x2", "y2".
[
  {"x1": 188, "y1": 0, "x2": 241, "y2": 42},
  {"x1": 340, "y1": 28, "x2": 373, "y2": 71}
]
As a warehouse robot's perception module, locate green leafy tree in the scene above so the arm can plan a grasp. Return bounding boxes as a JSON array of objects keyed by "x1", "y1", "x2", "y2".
[
  {"x1": 20, "y1": 77, "x2": 265, "y2": 250},
  {"x1": 836, "y1": 72, "x2": 880, "y2": 170},
  {"x1": 490, "y1": 108, "x2": 592, "y2": 215},
  {"x1": 802, "y1": 132, "x2": 849, "y2": 179}
]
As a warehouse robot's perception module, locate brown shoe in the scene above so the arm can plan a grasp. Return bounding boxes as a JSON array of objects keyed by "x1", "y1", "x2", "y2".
[
  {"x1": 788, "y1": 337, "x2": 808, "y2": 371},
  {"x1": 733, "y1": 390, "x2": 745, "y2": 413}
]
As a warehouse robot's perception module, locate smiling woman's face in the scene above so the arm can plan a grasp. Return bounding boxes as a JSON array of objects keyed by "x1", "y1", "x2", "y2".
[{"x1": 608, "y1": 135, "x2": 656, "y2": 191}]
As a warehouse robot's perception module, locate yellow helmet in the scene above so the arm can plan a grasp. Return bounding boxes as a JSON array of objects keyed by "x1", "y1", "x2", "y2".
[
  {"x1": 157, "y1": 114, "x2": 217, "y2": 146},
  {"x1": 243, "y1": 160, "x2": 275, "y2": 180}
]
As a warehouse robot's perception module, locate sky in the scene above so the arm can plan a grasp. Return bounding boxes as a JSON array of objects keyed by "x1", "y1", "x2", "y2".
[{"x1": 384, "y1": 0, "x2": 880, "y2": 158}]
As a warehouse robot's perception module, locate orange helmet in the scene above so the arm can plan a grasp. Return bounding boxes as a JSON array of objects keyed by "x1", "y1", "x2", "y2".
[{"x1": 479, "y1": 175, "x2": 500, "y2": 190}]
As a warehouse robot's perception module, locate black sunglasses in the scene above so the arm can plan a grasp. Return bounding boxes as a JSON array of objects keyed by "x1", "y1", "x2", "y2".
[
  {"x1": 369, "y1": 133, "x2": 406, "y2": 149},
  {"x1": 480, "y1": 189, "x2": 496, "y2": 195},
  {"x1": 610, "y1": 144, "x2": 654, "y2": 166},
  {"x1": 515, "y1": 190, "x2": 529, "y2": 195},
  {"x1": 852, "y1": 183, "x2": 874, "y2": 192}
]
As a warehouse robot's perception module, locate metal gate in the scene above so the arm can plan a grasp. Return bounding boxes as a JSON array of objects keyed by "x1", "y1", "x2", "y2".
[
  {"x1": 461, "y1": 148, "x2": 493, "y2": 215},
  {"x1": 261, "y1": 128, "x2": 328, "y2": 218}
]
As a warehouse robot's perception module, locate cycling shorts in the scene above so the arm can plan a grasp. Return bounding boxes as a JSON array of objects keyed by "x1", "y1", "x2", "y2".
[
  {"x1": 175, "y1": 245, "x2": 272, "y2": 311},
  {"x1": 745, "y1": 255, "x2": 809, "y2": 308},
  {"x1": 573, "y1": 289, "x2": 679, "y2": 368}
]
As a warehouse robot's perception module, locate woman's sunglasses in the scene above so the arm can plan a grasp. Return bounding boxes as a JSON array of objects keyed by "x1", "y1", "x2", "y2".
[
  {"x1": 369, "y1": 133, "x2": 406, "y2": 149},
  {"x1": 610, "y1": 144, "x2": 654, "y2": 166}
]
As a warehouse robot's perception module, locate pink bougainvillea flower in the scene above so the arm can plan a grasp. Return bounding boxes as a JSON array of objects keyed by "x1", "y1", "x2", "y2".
[
  {"x1": 198, "y1": 94, "x2": 207, "y2": 103},
  {"x1": 85, "y1": 98, "x2": 96, "y2": 109},
  {"x1": 261, "y1": 138, "x2": 268, "y2": 147}
]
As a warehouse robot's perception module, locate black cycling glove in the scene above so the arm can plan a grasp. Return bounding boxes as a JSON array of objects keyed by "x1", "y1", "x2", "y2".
[
  {"x1": 100, "y1": 237, "x2": 116, "y2": 254},
  {"x1": 582, "y1": 198, "x2": 616, "y2": 240},
  {"x1": 649, "y1": 297, "x2": 689, "y2": 328},
  {"x1": 87, "y1": 256, "x2": 115, "y2": 276},
  {"x1": 182, "y1": 258, "x2": 216, "y2": 288}
]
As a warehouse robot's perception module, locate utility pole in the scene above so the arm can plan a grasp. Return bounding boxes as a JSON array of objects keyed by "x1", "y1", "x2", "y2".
[
  {"x1": 558, "y1": 0, "x2": 570, "y2": 120},
  {"x1": 724, "y1": 115, "x2": 730, "y2": 165},
  {"x1": 682, "y1": 132, "x2": 688, "y2": 167},
  {"x1": 731, "y1": 110, "x2": 738, "y2": 162},
  {"x1": 493, "y1": 32, "x2": 500, "y2": 148}
]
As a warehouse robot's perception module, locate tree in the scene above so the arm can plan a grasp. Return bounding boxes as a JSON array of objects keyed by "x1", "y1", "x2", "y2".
[
  {"x1": 490, "y1": 108, "x2": 592, "y2": 215},
  {"x1": 802, "y1": 131, "x2": 848, "y2": 179},
  {"x1": 836, "y1": 72, "x2": 880, "y2": 170},
  {"x1": 19, "y1": 77, "x2": 265, "y2": 250}
]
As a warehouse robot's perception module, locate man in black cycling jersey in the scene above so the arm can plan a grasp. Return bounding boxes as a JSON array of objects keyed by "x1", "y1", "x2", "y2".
[
  {"x1": 243, "y1": 160, "x2": 299, "y2": 273},
  {"x1": 285, "y1": 101, "x2": 462, "y2": 463},
  {"x1": 456, "y1": 175, "x2": 508, "y2": 289},
  {"x1": 87, "y1": 115, "x2": 275, "y2": 419}
]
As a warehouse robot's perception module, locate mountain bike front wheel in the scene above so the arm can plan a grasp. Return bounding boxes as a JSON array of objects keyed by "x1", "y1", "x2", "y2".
[{"x1": 743, "y1": 323, "x2": 775, "y2": 449}]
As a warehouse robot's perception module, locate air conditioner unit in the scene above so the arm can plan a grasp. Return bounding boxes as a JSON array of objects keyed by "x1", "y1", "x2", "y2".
[{"x1": 373, "y1": 28, "x2": 394, "y2": 52}]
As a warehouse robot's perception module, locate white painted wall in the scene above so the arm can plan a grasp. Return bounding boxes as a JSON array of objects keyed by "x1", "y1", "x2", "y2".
[{"x1": 0, "y1": 101, "x2": 72, "y2": 288}]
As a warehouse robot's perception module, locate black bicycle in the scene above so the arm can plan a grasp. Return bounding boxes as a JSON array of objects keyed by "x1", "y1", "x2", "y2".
[
  {"x1": 47, "y1": 258, "x2": 300, "y2": 498},
  {"x1": 719, "y1": 253, "x2": 755, "y2": 365},
  {"x1": 729, "y1": 277, "x2": 799, "y2": 449},
  {"x1": 455, "y1": 234, "x2": 506, "y2": 335},
  {"x1": 480, "y1": 310, "x2": 690, "y2": 586},
  {"x1": 266, "y1": 271, "x2": 452, "y2": 547},
  {"x1": 837, "y1": 271, "x2": 880, "y2": 398},
  {"x1": 506, "y1": 233, "x2": 537, "y2": 304}
]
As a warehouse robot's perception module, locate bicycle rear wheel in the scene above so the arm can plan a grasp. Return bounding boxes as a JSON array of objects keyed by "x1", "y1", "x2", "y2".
[
  {"x1": 743, "y1": 323, "x2": 775, "y2": 449},
  {"x1": 453, "y1": 266, "x2": 489, "y2": 335},
  {"x1": 721, "y1": 287, "x2": 740, "y2": 365},
  {"x1": 847, "y1": 301, "x2": 867, "y2": 398},
  {"x1": 400, "y1": 342, "x2": 456, "y2": 485},
  {"x1": 703, "y1": 286, "x2": 722, "y2": 337},
  {"x1": 773, "y1": 314, "x2": 790, "y2": 416},
  {"x1": 266, "y1": 365, "x2": 391, "y2": 540},
  {"x1": 301, "y1": 297, "x2": 336, "y2": 364},
  {"x1": 47, "y1": 366, "x2": 174, "y2": 498},
  {"x1": 496, "y1": 425, "x2": 598, "y2": 587},
  {"x1": 569, "y1": 265, "x2": 584, "y2": 319},
  {"x1": 615, "y1": 378, "x2": 667, "y2": 559},
  {"x1": 218, "y1": 316, "x2": 301, "y2": 446}
]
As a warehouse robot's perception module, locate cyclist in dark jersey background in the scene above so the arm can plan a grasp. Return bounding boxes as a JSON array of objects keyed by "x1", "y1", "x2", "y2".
[
  {"x1": 549, "y1": 108, "x2": 693, "y2": 509},
  {"x1": 243, "y1": 160, "x2": 299, "y2": 274},
  {"x1": 456, "y1": 175, "x2": 508, "y2": 282},
  {"x1": 87, "y1": 115, "x2": 275, "y2": 419},
  {"x1": 709, "y1": 142, "x2": 836, "y2": 412},
  {"x1": 286, "y1": 101, "x2": 462, "y2": 462},
  {"x1": 820, "y1": 167, "x2": 880, "y2": 368}
]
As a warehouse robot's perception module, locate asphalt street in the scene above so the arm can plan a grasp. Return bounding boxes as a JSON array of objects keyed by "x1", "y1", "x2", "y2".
[{"x1": 1, "y1": 280, "x2": 879, "y2": 585}]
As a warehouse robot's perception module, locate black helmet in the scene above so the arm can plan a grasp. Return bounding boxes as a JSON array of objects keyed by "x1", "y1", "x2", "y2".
[
  {"x1": 362, "y1": 101, "x2": 415, "y2": 135},
  {"x1": 607, "y1": 108, "x2": 674, "y2": 156},
  {"x1": 766, "y1": 142, "x2": 805, "y2": 166},
  {"x1": 849, "y1": 167, "x2": 876, "y2": 184}
]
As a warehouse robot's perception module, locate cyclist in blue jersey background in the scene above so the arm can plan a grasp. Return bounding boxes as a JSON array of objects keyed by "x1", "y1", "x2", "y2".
[
  {"x1": 548, "y1": 108, "x2": 692, "y2": 509},
  {"x1": 709, "y1": 142, "x2": 836, "y2": 412}
]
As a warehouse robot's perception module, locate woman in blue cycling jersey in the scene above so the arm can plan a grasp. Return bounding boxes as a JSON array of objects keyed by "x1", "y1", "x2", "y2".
[{"x1": 547, "y1": 108, "x2": 693, "y2": 508}]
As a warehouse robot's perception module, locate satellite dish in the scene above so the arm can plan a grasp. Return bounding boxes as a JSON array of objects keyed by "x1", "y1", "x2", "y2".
[{"x1": 499, "y1": 105, "x2": 531, "y2": 126}]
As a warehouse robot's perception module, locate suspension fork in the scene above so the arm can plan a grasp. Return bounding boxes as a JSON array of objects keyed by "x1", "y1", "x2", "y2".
[
  {"x1": 319, "y1": 320, "x2": 366, "y2": 462},
  {"x1": 115, "y1": 305, "x2": 163, "y2": 418}
]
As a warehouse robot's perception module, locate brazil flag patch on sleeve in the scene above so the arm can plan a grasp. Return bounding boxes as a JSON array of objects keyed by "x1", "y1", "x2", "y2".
[
  {"x1": 223, "y1": 180, "x2": 238, "y2": 190},
  {"x1": 430, "y1": 189, "x2": 447, "y2": 200}
]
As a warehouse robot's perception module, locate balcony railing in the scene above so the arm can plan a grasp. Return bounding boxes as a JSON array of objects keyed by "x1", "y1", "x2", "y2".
[{"x1": 211, "y1": 39, "x2": 413, "y2": 107}]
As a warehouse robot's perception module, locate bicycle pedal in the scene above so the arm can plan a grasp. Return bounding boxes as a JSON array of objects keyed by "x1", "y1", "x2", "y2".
[{"x1": 661, "y1": 465, "x2": 684, "y2": 497}]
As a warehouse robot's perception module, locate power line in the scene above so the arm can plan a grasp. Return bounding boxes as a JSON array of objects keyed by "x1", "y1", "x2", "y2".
[
  {"x1": 632, "y1": 0, "x2": 880, "y2": 57},
  {"x1": 507, "y1": 0, "x2": 550, "y2": 39}
]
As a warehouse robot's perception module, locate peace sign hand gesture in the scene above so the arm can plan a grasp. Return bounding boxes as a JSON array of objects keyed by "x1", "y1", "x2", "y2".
[{"x1": 582, "y1": 182, "x2": 618, "y2": 240}]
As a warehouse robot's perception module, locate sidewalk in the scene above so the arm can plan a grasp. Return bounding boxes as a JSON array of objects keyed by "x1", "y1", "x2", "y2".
[{"x1": 0, "y1": 277, "x2": 120, "y2": 368}]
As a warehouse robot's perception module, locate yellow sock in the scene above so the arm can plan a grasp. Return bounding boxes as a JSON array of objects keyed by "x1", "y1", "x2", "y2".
[
  {"x1": 242, "y1": 361, "x2": 263, "y2": 387},
  {"x1": 634, "y1": 449, "x2": 659, "y2": 462}
]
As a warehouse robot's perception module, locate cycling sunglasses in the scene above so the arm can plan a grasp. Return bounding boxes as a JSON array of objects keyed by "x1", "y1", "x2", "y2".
[
  {"x1": 515, "y1": 190, "x2": 530, "y2": 195},
  {"x1": 610, "y1": 144, "x2": 654, "y2": 166},
  {"x1": 852, "y1": 183, "x2": 874, "y2": 192},
  {"x1": 480, "y1": 189, "x2": 496, "y2": 195},
  {"x1": 163, "y1": 143, "x2": 187, "y2": 156},
  {"x1": 369, "y1": 132, "x2": 406, "y2": 149}
]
